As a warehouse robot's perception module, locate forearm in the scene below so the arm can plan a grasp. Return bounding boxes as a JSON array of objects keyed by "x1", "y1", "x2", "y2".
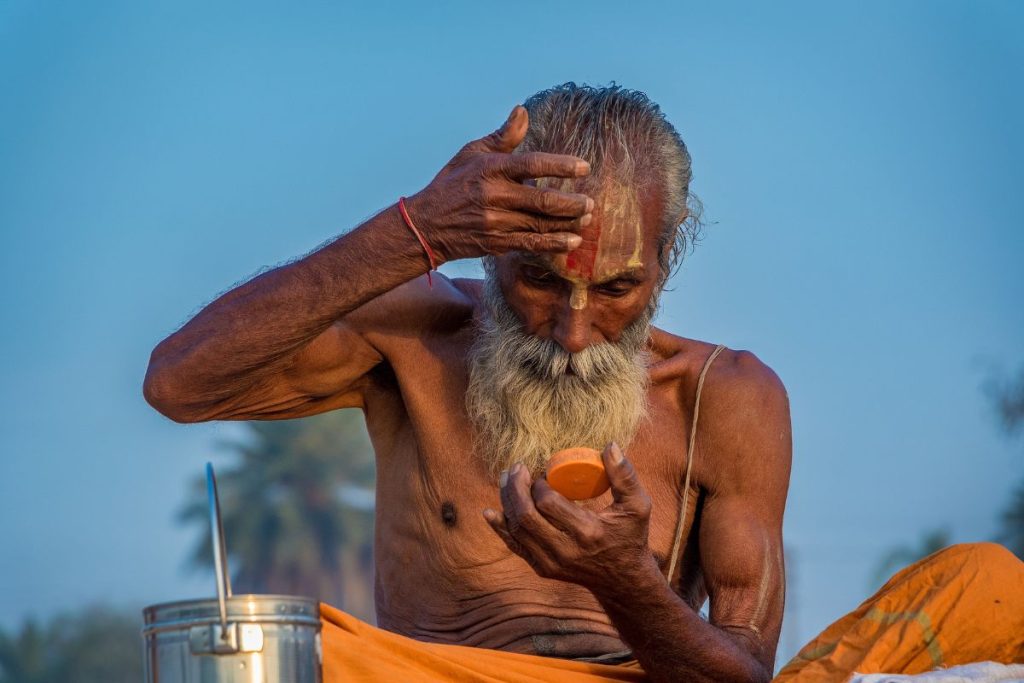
[
  {"x1": 146, "y1": 106, "x2": 592, "y2": 419},
  {"x1": 592, "y1": 558, "x2": 770, "y2": 683},
  {"x1": 144, "y1": 202, "x2": 431, "y2": 412}
]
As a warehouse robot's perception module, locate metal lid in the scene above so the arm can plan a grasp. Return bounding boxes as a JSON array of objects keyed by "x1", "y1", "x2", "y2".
[{"x1": 143, "y1": 594, "x2": 321, "y2": 634}]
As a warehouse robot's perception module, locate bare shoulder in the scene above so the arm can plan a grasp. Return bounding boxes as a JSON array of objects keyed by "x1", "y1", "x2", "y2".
[
  {"x1": 342, "y1": 272, "x2": 479, "y2": 343},
  {"x1": 649, "y1": 329, "x2": 791, "y2": 497},
  {"x1": 698, "y1": 344, "x2": 791, "y2": 502}
]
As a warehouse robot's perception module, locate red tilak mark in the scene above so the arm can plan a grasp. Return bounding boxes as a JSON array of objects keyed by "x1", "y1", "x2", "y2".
[{"x1": 566, "y1": 222, "x2": 601, "y2": 279}]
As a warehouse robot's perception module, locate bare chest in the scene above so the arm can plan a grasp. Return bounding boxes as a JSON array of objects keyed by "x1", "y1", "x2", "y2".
[{"x1": 360, "y1": 336, "x2": 705, "y2": 646}]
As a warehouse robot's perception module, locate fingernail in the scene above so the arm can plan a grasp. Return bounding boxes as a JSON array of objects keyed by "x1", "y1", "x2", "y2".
[
  {"x1": 585, "y1": 197, "x2": 595, "y2": 212},
  {"x1": 575, "y1": 161, "x2": 591, "y2": 176},
  {"x1": 499, "y1": 470, "x2": 509, "y2": 487},
  {"x1": 482, "y1": 508, "x2": 495, "y2": 521},
  {"x1": 566, "y1": 234, "x2": 583, "y2": 248},
  {"x1": 610, "y1": 442, "x2": 624, "y2": 464},
  {"x1": 580, "y1": 213, "x2": 592, "y2": 227},
  {"x1": 511, "y1": 462, "x2": 523, "y2": 475}
]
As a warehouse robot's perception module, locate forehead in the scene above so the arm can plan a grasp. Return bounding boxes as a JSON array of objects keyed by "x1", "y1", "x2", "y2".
[{"x1": 532, "y1": 173, "x2": 662, "y2": 283}]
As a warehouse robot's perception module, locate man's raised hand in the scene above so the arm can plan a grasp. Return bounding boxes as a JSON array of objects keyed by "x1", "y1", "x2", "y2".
[{"x1": 403, "y1": 105, "x2": 594, "y2": 263}]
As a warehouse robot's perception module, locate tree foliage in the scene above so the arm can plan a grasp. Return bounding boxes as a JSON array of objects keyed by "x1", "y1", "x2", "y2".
[
  {"x1": 0, "y1": 606, "x2": 142, "y2": 683},
  {"x1": 179, "y1": 408, "x2": 377, "y2": 621},
  {"x1": 987, "y1": 366, "x2": 1024, "y2": 437},
  {"x1": 988, "y1": 366, "x2": 1024, "y2": 558}
]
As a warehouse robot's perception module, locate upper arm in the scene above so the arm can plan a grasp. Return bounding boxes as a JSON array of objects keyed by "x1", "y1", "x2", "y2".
[
  {"x1": 184, "y1": 273, "x2": 468, "y2": 421},
  {"x1": 206, "y1": 318, "x2": 383, "y2": 420},
  {"x1": 695, "y1": 350, "x2": 792, "y2": 668}
]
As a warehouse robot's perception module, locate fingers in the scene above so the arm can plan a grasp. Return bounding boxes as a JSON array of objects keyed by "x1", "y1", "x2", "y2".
[
  {"x1": 602, "y1": 442, "x2": 653, "y2": 517},
  {"x1": 505, "y1": 230, "x2": 583, "y2": 254},
  {"x1": 495, "y1": 151, "x2": 591, "y2": 181},
  {"x1": 490, "y1": 185, "x2": 594, "y2": 218},
  {"x1": 482, "y1": 509, "x2": 522, "y2": 553},
  {"x1": 475, "y1": 207, "x2": 587, "y2": 252},
  {"x1": 463, "y1": 105, "x2": 529, "y2": 155},
  {"x1": 500, "y1": 464, "x2": 562, "y2": 547},
  {"x1": 531, "y1": 478, "x2": 598, "y2": 539},
  {"x1": 483, "y1": 207, "x2": 590, "y2": 234}
]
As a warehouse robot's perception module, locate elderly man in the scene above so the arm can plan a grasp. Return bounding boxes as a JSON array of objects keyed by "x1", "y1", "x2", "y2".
[
  {"x1": 144, "y1": 83, "x2": 1024, "y2": 682},
  {"x1": 145, "y1": 83, "x2": 788, "y2": 681}
]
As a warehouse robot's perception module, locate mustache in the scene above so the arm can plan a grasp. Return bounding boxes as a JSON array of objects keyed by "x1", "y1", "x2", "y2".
[{"x1": 500, "y1": 328, "x2": 638, "y2": 382}]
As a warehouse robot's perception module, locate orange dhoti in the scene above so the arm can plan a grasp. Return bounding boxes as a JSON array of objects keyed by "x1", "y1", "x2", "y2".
[
  {"x1": 776, "y1": 542, "x2": 1024, "y2": 682},
  {"x1": 320, "y1": 543, "x2": 1024, "y2": 682},
  {"x1": 320, "y1": 604, "x2": 645, "y2": 682}
]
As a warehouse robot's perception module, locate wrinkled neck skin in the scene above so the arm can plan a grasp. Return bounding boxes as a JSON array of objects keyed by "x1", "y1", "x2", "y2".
[{"x1": 536, "y1": 175, "x2": 647, "y2": 310}]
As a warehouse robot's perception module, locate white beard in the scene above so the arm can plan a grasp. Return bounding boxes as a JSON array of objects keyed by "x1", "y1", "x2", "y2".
[{"x1": 465, "y1": 272, "x2": 657, "y2": 478}]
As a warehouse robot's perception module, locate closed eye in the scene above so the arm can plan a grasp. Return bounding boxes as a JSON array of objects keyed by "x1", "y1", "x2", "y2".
[
  {"x1": 596, "y1": 279, "x2": 639, "y2": 296},
  {"x1": 521, "y1": 264, "x2": 560, "y2": 286}
]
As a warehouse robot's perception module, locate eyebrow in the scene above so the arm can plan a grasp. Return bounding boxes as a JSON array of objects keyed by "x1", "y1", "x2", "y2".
[
  {"x1": 517, "y1": 255, "x2": 645, "y2": 285},
  {"x1": 594, "y1": 267, "x2": 645, "y2": 284}
]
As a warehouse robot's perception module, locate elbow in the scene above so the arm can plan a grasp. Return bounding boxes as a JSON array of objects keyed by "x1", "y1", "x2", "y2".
[{"x1": 143, "y1": 358, "x2": 203, "y2": 424}]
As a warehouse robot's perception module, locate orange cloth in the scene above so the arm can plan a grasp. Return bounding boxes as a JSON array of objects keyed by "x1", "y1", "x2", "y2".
[
  {"x1": 320, "y1": 603, "x2": 645, "y2": 682},
  {"x1": 775, "y1": 543, "x2": 1024, "y2": 682},
  {"x1": 320, "y1": 543, "x2": 1024, "y2": 682}
]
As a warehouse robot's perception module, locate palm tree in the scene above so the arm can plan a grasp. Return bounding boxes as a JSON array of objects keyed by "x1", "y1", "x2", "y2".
[{"x1": 179, "y1": 408, "x2": 377, "y2": 621}]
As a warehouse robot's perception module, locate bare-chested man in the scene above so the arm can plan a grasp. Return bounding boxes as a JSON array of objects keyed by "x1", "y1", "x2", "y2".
[{"x1": 144, "y1": 83, "x2": 792, "y2": 683}]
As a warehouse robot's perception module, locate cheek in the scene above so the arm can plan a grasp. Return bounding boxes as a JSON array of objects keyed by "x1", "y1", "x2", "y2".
[{"x1": 591, "y1": 291, "x2": 655, "y2": 337}]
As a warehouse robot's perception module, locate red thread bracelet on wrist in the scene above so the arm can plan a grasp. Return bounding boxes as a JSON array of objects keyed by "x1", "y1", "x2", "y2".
[{"x1": 398, "y1": 196, "x2": 438, "y2": 287}]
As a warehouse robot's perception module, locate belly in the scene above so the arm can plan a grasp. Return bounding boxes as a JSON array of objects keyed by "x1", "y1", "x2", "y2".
[
  {"x1": 370, "y1": 480, "x2": 636, "y2": 658},
  {"x1": 375, "y1": 550, "x2": 628, "y2": 658},
  {"x1": 365, "y1": 405, "x2": 693, "y2": 659}
]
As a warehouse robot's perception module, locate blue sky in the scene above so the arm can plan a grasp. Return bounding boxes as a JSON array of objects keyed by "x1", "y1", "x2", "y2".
[{"x1": 1, "y1": 0, "x2": 1021, "y2": 663}]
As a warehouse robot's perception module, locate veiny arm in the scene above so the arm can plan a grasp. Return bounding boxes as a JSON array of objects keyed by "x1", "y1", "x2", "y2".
[
  {"x1": 488, "y1": 350, "x2": 792, "y2": 683},
  {"x1": 143, "y1": 105, "x2": 594, "y2": 423},
  {"x1": 697, "y1": 351, "x2": 792, "y2": 672},
  {"x1": 597, "y1": 350, "x2": 792, "y2": 682},
  {"x1": 143, "y1": 207, "x2": 439, "y2": 422}
]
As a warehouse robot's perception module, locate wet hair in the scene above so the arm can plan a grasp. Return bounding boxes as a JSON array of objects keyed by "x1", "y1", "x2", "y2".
[{"x1": 518, "y1": 82, "x2": 704, "y2": 285}]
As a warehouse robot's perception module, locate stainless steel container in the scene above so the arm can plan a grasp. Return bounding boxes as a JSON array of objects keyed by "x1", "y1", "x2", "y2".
[
  {"x1": 143, "y1": 595, "x2": 322, "y2": 683},
  {"x1": 142, "y1": 464, "x2": 322, "y2": 682}
]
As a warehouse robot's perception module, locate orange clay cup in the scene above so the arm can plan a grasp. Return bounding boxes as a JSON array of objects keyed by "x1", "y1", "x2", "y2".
[{"x1": 545, "y1": 447, "x2": 610, "y2": 500}]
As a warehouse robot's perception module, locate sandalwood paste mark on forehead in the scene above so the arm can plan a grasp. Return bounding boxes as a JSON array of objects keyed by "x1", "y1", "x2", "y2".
[{"x1": 535, "y1": 175, "x2": 645, "y2": 283}]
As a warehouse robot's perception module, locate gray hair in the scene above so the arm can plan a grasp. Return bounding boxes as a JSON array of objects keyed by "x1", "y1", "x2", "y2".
[{"x1": 518, "y1": 82, "x2": 703, "y2": 284}]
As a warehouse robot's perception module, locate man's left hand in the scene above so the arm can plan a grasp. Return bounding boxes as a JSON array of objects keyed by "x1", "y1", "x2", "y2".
[{"x1": 483, "y1": 442, "x2": 658, "y2": 593}]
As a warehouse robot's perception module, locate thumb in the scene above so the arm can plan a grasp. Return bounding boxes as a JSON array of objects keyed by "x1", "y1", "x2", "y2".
[
  {"x1": 464, "y1": 105, "x2": 528, "y2": 154},
  {"x1": 602, "y1": 442, "x2": 648, "y2": 513}
]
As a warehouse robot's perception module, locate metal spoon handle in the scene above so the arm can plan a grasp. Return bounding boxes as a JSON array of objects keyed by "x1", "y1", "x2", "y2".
[{"x1": 206, "y1": 462, "x2": 233, "y2": 635}]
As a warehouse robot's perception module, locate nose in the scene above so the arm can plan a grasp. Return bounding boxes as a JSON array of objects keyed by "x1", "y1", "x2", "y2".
[{"x1": 551, "y1": 302, "x2": 593, "y2": 355}]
